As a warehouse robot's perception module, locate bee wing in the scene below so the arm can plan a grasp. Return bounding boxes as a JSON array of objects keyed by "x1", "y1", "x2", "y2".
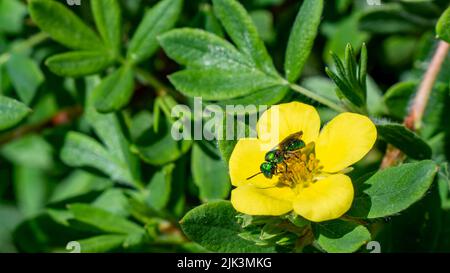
[{"x1": 278, "y1": 131, "x2": 304, "y2": 148}]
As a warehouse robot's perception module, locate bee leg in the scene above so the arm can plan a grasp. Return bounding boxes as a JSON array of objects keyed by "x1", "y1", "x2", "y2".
[{"x1": 286, "y1": 151, "x2": 300, "y2": 160}]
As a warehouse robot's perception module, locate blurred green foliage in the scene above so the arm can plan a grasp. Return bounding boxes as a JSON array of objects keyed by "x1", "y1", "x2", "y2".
[{"x1": 0, "y1": 0, "x2": 449, "y2": 253}]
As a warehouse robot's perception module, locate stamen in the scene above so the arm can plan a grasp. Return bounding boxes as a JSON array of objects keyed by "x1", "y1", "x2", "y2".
[{"x1": 277, "y1": 142, "x2": 322, "y2": 190}]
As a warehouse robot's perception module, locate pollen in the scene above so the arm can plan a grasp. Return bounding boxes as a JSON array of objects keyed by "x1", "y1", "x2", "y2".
[{"x1": 277, "y1": 142, "x2": 323, "y2": 191}]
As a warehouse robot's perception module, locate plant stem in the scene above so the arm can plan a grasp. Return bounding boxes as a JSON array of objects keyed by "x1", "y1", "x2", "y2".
[
  {"x1": 405, "y1": 41, "x2": 450, "y2": 131},
  {"x1": 289, "y1": 83, "x2": 347, "y2": 113},
  {"x1": 381, "y1": 41, "x2": 449, "y2": 169},
  {"x1": 0, "y1": 32, "x2": 49, "y2": 65}
]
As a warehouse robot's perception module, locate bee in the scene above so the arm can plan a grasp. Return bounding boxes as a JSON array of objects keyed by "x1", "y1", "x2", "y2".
[{"x1": 247, "y1": 131, "x2": 306, "y2": 180}]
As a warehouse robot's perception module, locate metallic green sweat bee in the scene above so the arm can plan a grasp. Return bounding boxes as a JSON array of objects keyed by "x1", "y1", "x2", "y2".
[{"x1": 247, "y1": 131, "x2": 306, "y2": 180}]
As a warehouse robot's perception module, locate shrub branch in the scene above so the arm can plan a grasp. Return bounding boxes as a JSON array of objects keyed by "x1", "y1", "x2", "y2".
[{"x1": 381, "y1": 41, "x2": 449, "y2": 169}]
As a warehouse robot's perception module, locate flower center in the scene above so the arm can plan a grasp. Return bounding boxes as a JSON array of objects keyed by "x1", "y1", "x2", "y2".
[{"x1": 277, "y1": 142, "x2": 323, "y2": 190}]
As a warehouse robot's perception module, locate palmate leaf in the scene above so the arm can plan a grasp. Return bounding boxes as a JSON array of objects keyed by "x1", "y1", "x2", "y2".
[{"x1": 159, "y1": 0, "x2": 285, "y2": 101}]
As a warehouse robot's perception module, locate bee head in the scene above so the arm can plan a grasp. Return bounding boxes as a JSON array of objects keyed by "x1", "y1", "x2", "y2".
[{"x1": 260, "y1": 162, "x2": 276, "y2": 178}]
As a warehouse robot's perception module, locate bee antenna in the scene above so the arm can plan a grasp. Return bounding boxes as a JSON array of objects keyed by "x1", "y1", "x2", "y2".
[{"x1": 246, "y1": 172, "x2": 262, "y2": 180}]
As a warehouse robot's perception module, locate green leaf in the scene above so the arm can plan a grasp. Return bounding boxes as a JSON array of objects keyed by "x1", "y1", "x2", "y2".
[
  {"x1": 68, "y1": 204, "x2": 144, "y2": 234},
  {"x1": 180, "y1": 201, "x2": 276, "y2": 252},
  {"x1": 85, "y1": 84, "x2": 141, "y2": 185},
  {"x1": 379, "y1": 183, "x2": 443, "y2": 252},
  {"x1": 212, "y1": 0, "x2": 277, "y2": 77},
  {"x1": 285, "y1": 0, "x2": 323, "y2": 83},
  {"x1": 0, "y1": 95, "x2": 30, "y2": 130},
  {"x1": 322, "y1": 13, "x2": 369, "y2": 64},
  {"x1": 0, "y1": 0, "x2": 27, "y2": 34},
  {"x1": 50, "y1": 171, "x2": 112, "y2": 203},
  {"x1": 0, "y1": 205, "x2": 22, "y2": 252},
  {"x1": 93, "y1": 189, "x2": 130, "y2": 217},
  {"x1": 301, "y1": 76, "x2": 340, "y2": 104},
  {"x1": 217, "y1": 116, "x2": 251, "y2": 163},
  {"x1": 160, "y1": 28, "x2": 285, "y2": 100},
  {"x1": 436, "y1": 7, "x2": 450, "y2": 43},
  {"x1": 314, "y1": 220, "x2": 371, "y2": 253},
  {"x1": 29, "y1": 0, "x2": 103, "y2": 50},
  {"x1": 147, "y1": 164, "x2": 174, "y2": 210},
  {"x1": 216, "y1": 85, "x2": 289, "y2": 115},
  {"x1": 359, "y1": 4, "x2": 429, "y2": 34},
  {"x1": 127, "y1": 0, "x2": 183, "y2": 64},
  {"x1": 169, "y1": 68, "x2": 284, "y2": 100},
  {"x1": 60, "y1": 131, "x2": 135, "y2": 185},
  {"x1": 78, "y1": 234, "x2": 126, "y2": 253},
  {"x1": 14, "y1": 166, "x2": 47, "y2": 218},
  {"x1": 375, "y1": 121, "x2": 432, "y2": 160},
  {"x1": 420, "y1": 83, "x2": 449, "y2": 140},
  {"x1": 383, "y1": 81, "x2": 415, "y2": 120},
  {"x1": 191, "y1": 143, "x2": 230, "y2": 201},
  {"x1": 159, "y1": 28, "x2": 253, "y2": 70},
  {"x1": 202, "y1": 4, "x2": 224, "y2": 37},
  {"x1": 250, "y1": 10, "x2": 275, "y2": 43},
  {"x1": 94, "y1": 66, "x2": 135, "y2": 113},
  {"x1": 131, "y1": 113, "x2": 192, "y2": 166},
  {"x1": 349, "y1": 160, "x2": 438, "y2": 219},
  {"x1": 45, "y1": 51, "x2": 115, "y2": 77},
  {"x1": 13, "y1": 212, "x2": 94, "y2": 252},
  {"x1": 91, "y1": 0, "x2": 122, "y2": 56},
  {"x1": 6, "y1": 53, "x2": 44, "y2": 104},
  {"x1": 1, "y1": 134, "x2": 54, "y2": 170}
]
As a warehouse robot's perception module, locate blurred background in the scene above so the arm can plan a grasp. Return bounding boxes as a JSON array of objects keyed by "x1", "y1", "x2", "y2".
[{"x1": 0, "y1": 0, "x2": 449, "y2": 252}]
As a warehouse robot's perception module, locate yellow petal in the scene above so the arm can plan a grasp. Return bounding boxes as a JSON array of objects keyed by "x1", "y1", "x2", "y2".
[
  {"x1": 315, "y1": 113, "x2": 377, "y2": 173},
  {"x1": 257, "y1": 102, "x2": 321, "y2": 148},
  {"x1": 229, "y1": 138, "x2": 278, "y2": 187},
  {"x1": 231, "y1": 185, "x2": 295, "y2": 216},
  {"x1": 293, "y1": 174, "x2": 354, "y2": 222}
]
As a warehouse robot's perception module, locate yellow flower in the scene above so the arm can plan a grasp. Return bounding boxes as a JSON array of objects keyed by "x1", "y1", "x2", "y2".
[{"x1": 229, "y1": 102, "x2": 377, "y2": 222}]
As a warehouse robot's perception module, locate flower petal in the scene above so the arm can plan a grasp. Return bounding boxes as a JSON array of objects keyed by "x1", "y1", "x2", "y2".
[
  {"x1": 229, "y1": 138, "x2": 278, "y2": 187},
  {"x1": 257, "y1": 102, "x2": 321, "y2": 148},
  {"x1": 293, "y1": 174, "x2": 353, "y2": 222},
  {"x1": 231, "y1": 185, "x2": 295, "y2": 216},
  {"x1": 316, "y1": 113, "x2": 377, "y2": 173}
]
